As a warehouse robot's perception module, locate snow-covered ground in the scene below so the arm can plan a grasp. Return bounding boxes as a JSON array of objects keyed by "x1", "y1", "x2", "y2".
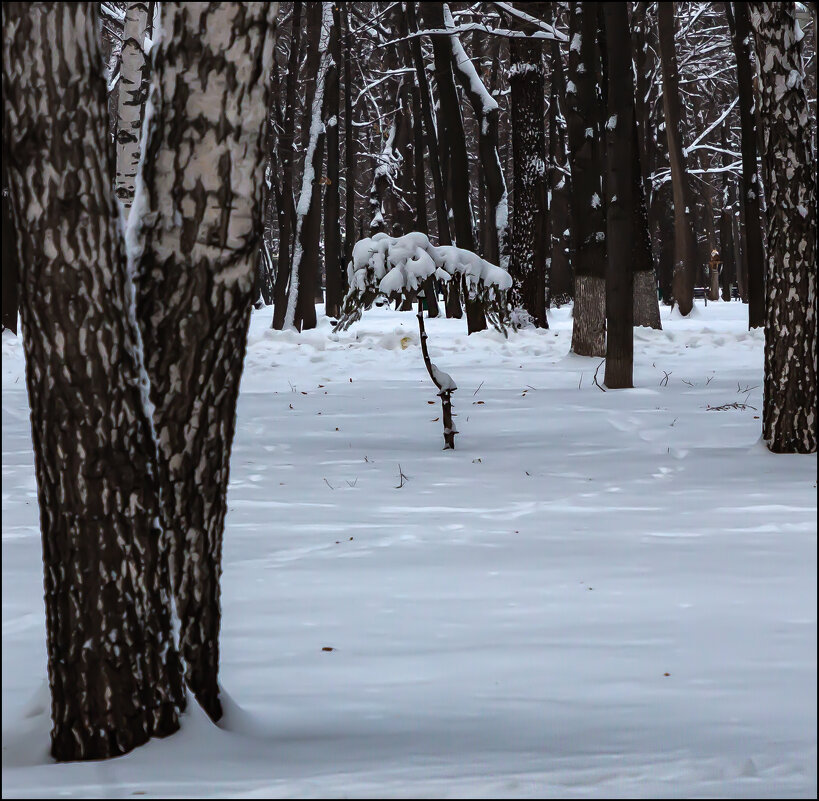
[{"x1": 2, "y1": 300, "x2": 816, "y2": 798}]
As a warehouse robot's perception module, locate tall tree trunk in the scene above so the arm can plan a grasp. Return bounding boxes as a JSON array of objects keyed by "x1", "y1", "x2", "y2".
[
  {"x1": 749, "y1": 2, "x2": 817, "y2": 453},
  {"x1": 343, "y1": 3, "x2": 355, "y2": 281},
  {"x1": 445, "y1": 6, "x2": 509, "y2": 271},
  {"x1": 284, "y1": 2, "x2": 330, "y2": 331},
  {"x1": 3, "y1": 1, "x2": 184, "y2": 760},
  {"x1": 422, "y1": 2, "x2": 486, "y2": 332},
  {"x1": 657, "y1": 1, "x2": 698, "y2": 316},
  {"x1": 134, "y1": 1, "x2": 276, "y2": 721},
  {"x1": 549, "y1": 38, "x2": 573, "y2": 302},
  {"x1": 602, "y1": 3, "x2": 634, "y2": 389},
  {"x1": 272, "y1": 1, "x2": 303, "y2": 330},
  {"x1": 632, "y1": 114, "x2": 662, "y2": 329},
  {"x1": 719, "y1": 123, "x2": 737, "y2": 301},
  {"x1": 726, "y1": 1, "x2": 766, "y2": 329},
  {"x1": 567, "y1": 0, "x2": 605, "y2": 355},
  {"x1": 324, "y1": 3, "x2": 342, "y2": 318},
  {"x1": 115, "y1": 1, "x2": 153, "y2": 212},
  {"x1": 509, "y1": 10, "x2": 549, "y2": 328}
]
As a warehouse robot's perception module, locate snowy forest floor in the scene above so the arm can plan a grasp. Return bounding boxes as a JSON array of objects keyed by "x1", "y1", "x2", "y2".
[{"x1": 2, "y1": 300, "x2": 816, "y2": 798}]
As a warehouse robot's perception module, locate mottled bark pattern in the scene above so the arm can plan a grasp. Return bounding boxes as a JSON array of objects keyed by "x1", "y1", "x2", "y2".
[
  {"x1": 749, "y1": 2, "x2": 817, "y2": 453},
  {"x1": 657, "y1": 2, "x2": 698, "y2": 316},
  {"x1": 567, "y1": 1, "x2": 605, "y2": 355},
  {"x1": 115, "y1": 2, "x2": 152, "y2": 211},
  {"x1": 3, "y1": 2, "x2": 183, "y2": 760},
  {"x1": 324, "y1": 3, "x2": 342, "y2": 319},
  {"x1": 509, "y1": 24, "x2": 548, "y2": 328},
  {"x1": 632, "y1": 116, "x2": 661, "y2": 329},
  {"x1": 135, "y1": 1, "x2": 276, "y2": 720}
]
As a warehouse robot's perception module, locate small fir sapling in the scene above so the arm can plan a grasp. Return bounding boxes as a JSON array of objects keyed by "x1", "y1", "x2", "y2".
[{"x1": 334, "y1": 232, "x2": 512, "y2": 449}]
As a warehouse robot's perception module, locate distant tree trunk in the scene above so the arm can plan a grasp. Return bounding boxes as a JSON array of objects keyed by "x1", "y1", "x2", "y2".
[
  {"x1": 272, "y1": 1, "x2": 303, "y2": 330},
  {"x1": 3, "y1": 1, "x2": 184, "y2": 760},
  {"x1": 719, "y1": 124, "x2": 737, "y2": 301},
  {"x1": 445, "y1": 6, "x2": 509, "y2": 271},
  {"x1": 602, "y1": 3, "x2": 634, "y2": 389},
  {"x1": 632, "y1": 114, "x2": 662, "y2": 329},
  {"x1": 284, "y1": 2, "x2": 331, "y2": 331},
  {"x1": 749, "y1": 2, "x2": 817, "y2": 453},
  {"x1": 342, "y1": 3, "x2": 355, "y2": 283},
  {"x1": 726, "y1": 2, "x2": 766, "y2": 329},
  {"x1": 422, "y1": 2, "x2": 486, "y2": 332},
  {"x1": 549, "y1": 38, "x2": 573, "y2": 302},
  {"x1": 509, "y1": 12, "x2": 549, "y2": 328},
  {"x1": 115, "y1": 1, "x2": 153, "y2": 212},
  {"x1": 657, "y1": 1, "x2": 697, "y2": 316},
  {"x1": 567, "y1": 0, "x2": 605, "y2": 355},
  {"x1": 134, "y1": 1, "x2": 276, "y2": 722},
  {"x1": 324, "y1": 4, "x2": 342, "y2": 319}
]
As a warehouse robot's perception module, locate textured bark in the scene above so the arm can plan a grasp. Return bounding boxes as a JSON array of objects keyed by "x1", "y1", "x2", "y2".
[
  {"x1": 602, "y1": 3, "x2": 634, "y2": 389},
  {"x1": 749, "y1": 2, "x2": 817, "y2": 454},
  {"x1": 509, "y1": 14, "x2": 549, "y2": 328},
  {"x1": 549, "y1": 38, "x2": 573, "y2": 302},
  {"x1": 657, "y1": 2, "x2": 697, "y2": 316},
  {"x1": 719, "y1": 124, "x2": 737, "y2": 302},
  {"x1": 284, "y1": 2, "x2": 329, "y2": 331},
  {"x1": 422, "y1": 2, "x2": 486, "y2": 333},
  {"x1": 271, "y1": 1, "x2": 303, "y2": 330},
  {"x1": 324, "y1": 3, "x2": 342, "y2": 319},
  {"x1": 342, "y1": 4, "x2": 355, "y2": 281},
  {"x1": 2, "y1": 152, "x2": 18, "y2": 333},
  {"x1": 134, "y1": 1, "x2": 276, "y2": 721},
  {"x1": 632, "y1": 115, "x2": 661, "y2": 329},
  {"x1": 567, "y1": 1, "x2": 605, "y2": 356},
  {"x1": 3, "y1": 1, "x2": 183, "y2": 760},
  {"x1": 726, "y1": 2, "x2": 766, "y2": 328},
  {"x1": 115, "y1": 2, "x2": 153, "y2": 211}
]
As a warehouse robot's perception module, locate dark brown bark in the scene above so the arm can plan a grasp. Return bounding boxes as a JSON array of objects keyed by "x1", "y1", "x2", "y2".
[
  {"x1": 324, "y1": 4, "x2": 342, "y2": 319},
  {"x1": 343, "y1": 4, "x2": 355, "y2": 279},
  {"x1": 719, "y1": 123, "x2": 737, "y2": 302},
  {"x1": 509, "y1": 12, "x2": 549, "y2": 328},
  {"x1": 272, "y1": 1, "x2": 303, "y2": 330},
  {"x1": 602, "y1": 2, "x2": 634, "y2": 389},
  {"x1": 657, "y1": 1, "x2": 697, "y2": 316},
  {"x1": 135, "y1": 1, "x2": 275, "y2": 721},
  {"x1": 726, "y1": 2, "x2": 766, "y2": 328},
  {"x1": 3, "y1": 1, "x2": 183, "y2": 760},
  {"x1": 567, "y1": 0, "x2": 605, "y2": 355},
  {"x1": 1, "y1": 152, "x2": 18, "y2": 333},
  {"x1": 749, "y1": 2, "x2": 817, "y2": 453}
]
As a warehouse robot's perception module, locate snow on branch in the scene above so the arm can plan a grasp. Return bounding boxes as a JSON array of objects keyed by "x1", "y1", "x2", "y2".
[{"x1": 335, "y1": 232, "x2": 513, "y2": 333}]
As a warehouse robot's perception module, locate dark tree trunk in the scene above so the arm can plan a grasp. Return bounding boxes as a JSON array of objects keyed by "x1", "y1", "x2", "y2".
[
  {"x1": 342, "y1": 4, "x2": 355, "y2": 285},
  {"x1": 135, "y1": 1, "x2": 275, "y2": 721},
  {"x1": 657, "y1": 1, "x2": 697, "y2": 316},
  {"x1": 509, "y1": 12, "x2": 549, "y2": 328},
  {"x1": 422, "y1": 2, "x2": 486, "y2": 333},
  {"x1": 749, "y1": 2, "x2": 817, "y2": 453},
  {"x1": 1, "y1": 152, "x2": 18, "y2": 333},
  {"x1": 567, "y1": 0, "x2": 605, "y2": 355},
  {"x1": 324, "y1": 3, "x2": 342, "y2": 319},
  {"x1": 726, "y1": 2, "x2": 766, "y2": 329},
  {"x1": 2, "y1": 1, "x2": 184, "y2": 760},
  {"x1": 549, "y1": 38, "x2": 573, "y2": 302},
  {"x1": 272, "y1": 1, "x2": 303, "y2": 330},
  {"x1": 720, "y1": 125, "x2": 737, "y2": 301},
  {"x1": 601, "y1": 3, "x2": 634, "y2": 389},
  {"x1": 632, "y1": 113, "x2": 662, "y2": 329}
]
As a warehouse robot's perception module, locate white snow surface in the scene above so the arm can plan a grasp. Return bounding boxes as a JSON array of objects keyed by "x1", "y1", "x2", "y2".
[{"x1": 2, "y1": 301, "x2": 817, "y2": 798}]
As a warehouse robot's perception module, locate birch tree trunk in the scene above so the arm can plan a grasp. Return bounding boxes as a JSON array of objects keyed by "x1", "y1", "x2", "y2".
[
  {"x1": 602, "y1": 2, "x2": 634, "y2": 389},
  {"x1": 748, "y1": 2, "x2": 817, "y2": 454},
  {"x1": 115, "y1": 1, "x2": 153, "y2": 212},
  {"x1": 3, "y1": 1, "x2": 184, "y2": 760},
  {"x1": 134, "y1": 1, "x2": 276, "y2": 721},
  {"x1": 567, "y1": 0, "x2": 605, "y2": 355},
  {"x1": 657, "y1": 1, "x2": 698, "y2": 316}
]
